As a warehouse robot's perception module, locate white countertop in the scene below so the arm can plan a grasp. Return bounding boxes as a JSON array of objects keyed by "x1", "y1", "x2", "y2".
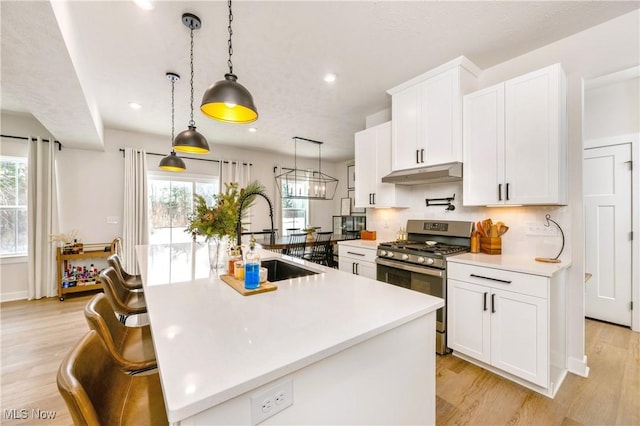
[
  {"x1": 447, "y1": 252, "x2": 571, "y2": 277},
  {"x1": 136, "y1": 242, "x2": 443, "y2": 423},
  {"x1": 337, "y1": 239, "x2": 380, "y2": 250}
]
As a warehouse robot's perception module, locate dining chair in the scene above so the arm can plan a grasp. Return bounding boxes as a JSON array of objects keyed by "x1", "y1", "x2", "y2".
[
  {"x1": 344, "y1": 230, "x2": 361, "y2": 240},
  {"x1": 99, "y1": 267, "x2": 147, "y2": 324},
  {"x1": 84, "y1": 293, "x2": 156, "y2": 372},
  {"x1": 107, "y1": 253, "x2": 143, "y2": 290},
  {"x1": 57, "y1": 330, "x2": 168, "y2": 426},
  {"x1": 305, "y1": 231, "x2": 335, "y2": 267},
  {"x1": 284, "y1": 233, "x2": 308, "y2": 258}
]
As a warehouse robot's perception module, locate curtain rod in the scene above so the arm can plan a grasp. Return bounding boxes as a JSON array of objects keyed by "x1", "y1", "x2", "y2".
[
  {"x1": 118, "y1": 149, "x2": 252, "y2": 166},
  {"x1": 1, "y1": 134, "x2": 63, "y2": 151}
]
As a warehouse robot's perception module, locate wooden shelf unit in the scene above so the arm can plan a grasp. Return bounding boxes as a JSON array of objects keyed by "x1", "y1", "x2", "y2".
[{"x1": 56, "y1": 243, "x2": 114, "y2": 301}]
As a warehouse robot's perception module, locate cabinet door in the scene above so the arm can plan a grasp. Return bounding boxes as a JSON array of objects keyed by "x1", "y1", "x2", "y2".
[
  {"x1": 491, "y1": 288, "x2": 548, "y2": 387},
  {"x1": 391, "y1": 85, "x2": 421, "y2": 171},
  {"x1": 423, "y1": 68, "x2": 460, "y2": 165},
  {"x1": 339, "y1": 259, "x2": 354, "y2": 275},
  {"x1": 505, "y1": 64, "x2": 565, "y2": 205},
  {"x1": 354, "y1": 128, "x2": 376, "y2": 207},
  {"x1": 372, "y1": 122, "x2": 396, "y2": 207},
  {"x1": 447, "y1": 279, "x2": 491, "y2": 363},
  {"x1": 462, "y1": 83, "x2": 505, "y2": 206},
  {"x1": 355, "y1": 261, "x2": 377, "y2": 280}
]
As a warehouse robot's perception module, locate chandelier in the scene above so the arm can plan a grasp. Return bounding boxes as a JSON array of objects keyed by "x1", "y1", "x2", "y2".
[{"x1": 275, "y1": 137, "x2": 339, "y2": 200}]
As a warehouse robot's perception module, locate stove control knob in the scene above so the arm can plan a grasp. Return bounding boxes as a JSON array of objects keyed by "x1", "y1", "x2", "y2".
[
  {"x1": 379, "y1": 250, "x2": 387, "y2": 257},
  {"x1": 417, "y1": 257, "x2": 426, "y2": 264},
  {"x1": 387, "y1": 252, "x2": 394, "y2": 258},
  {"x1": 425, "y1": 258, "x2": 435, "y2": 265},
  {"x1": 401, "y1": 254, "x2": 409, "y2": 260}
]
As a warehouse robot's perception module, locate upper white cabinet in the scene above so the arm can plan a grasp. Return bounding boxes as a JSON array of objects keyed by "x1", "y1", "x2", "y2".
[
  {"x1": 388, "y1": 56, "x2": 480, "y2": 171},
  {"x1": 463, "y1": 63, "x2": 567, "y2": 206},
  {"x1": 354, "y1": 121, "x2": 410, "y2": 208}
]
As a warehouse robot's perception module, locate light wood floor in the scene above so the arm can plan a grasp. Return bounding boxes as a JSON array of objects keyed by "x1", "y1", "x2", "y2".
[{"x1": 1, "y1": 293, "x2": 638, "y2": 425}]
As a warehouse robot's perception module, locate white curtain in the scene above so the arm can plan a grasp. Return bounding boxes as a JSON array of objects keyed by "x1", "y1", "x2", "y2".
[
  {"x1": 27, "y1": 136, "x2": 59, "y2": 300},
  {"x1": 220, "y1": 160, "x2": 251, "y2": 189},
  {"x1": 122, "y1": 148, "x2": 148, "y2": 274}
]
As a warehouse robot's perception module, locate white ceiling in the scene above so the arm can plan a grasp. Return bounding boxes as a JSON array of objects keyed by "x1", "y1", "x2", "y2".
[{"x1": 2, "y1": 1, "x2": 638, "y2": 161}]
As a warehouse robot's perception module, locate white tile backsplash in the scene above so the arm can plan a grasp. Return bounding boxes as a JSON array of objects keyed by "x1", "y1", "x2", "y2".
[{"x1": 365, "y1": 181, "x2": 570, "y2": 259}]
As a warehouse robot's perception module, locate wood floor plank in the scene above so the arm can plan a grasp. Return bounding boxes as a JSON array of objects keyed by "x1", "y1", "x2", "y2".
[{"x1": 1, "y1": 296, "x2": 637, "y2": 425}]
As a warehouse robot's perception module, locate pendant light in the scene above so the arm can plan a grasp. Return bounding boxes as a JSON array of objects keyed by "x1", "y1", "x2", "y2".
[
  {"x1": 275, "y1": 137, "x2": 339, "y2": 200},
  {"x1": 200, "y1": 0, "x2": 258, "y2": 123},
  {"x1": 160, "y1": 72, "x2": 186, "y2": 172},
  {"x1": 173, "y1": 13, "x2": 210, "y2": 154}
]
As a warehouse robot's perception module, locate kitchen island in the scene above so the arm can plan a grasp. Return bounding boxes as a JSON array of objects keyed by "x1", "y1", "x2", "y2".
[{"x1": 136, "y1": 242, "x2": 443, "y2": 425}]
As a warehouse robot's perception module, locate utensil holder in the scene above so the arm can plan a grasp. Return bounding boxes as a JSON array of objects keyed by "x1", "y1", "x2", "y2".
[{"x1": 480, "y1": 237, "x2": 502, "y2": 255}]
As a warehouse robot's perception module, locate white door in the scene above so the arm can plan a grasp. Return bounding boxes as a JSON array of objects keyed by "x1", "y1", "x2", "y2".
[
  {"x1": 584, "y1": 143, "x2": 633, "y2": 326},
  {"x1": 447, "y1": 280, "x2": 491, "y2": 363},
  {"x1": 490, "y1": 289, "x2": 548, "y2": 387}
]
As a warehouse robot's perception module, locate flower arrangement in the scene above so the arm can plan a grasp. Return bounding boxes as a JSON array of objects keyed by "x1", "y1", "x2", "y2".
[{"x1": 185, "y1": 181, "x2": 265, "y2": 241}]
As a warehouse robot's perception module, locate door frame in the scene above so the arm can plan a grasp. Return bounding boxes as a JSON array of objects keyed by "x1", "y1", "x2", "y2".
[{"x1": 584, "y1": 133, "x2": 639, "y2": 331}]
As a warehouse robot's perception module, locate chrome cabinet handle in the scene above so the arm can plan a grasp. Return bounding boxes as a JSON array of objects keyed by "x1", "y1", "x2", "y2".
[{"x1": 347, "y1": 251, "x2": 365, "y2": 256}]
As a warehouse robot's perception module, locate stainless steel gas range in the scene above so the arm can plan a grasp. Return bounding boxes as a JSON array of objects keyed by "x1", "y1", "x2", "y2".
[{"x1": 376, "y1": 219, "x2": 473, "y2": 355}]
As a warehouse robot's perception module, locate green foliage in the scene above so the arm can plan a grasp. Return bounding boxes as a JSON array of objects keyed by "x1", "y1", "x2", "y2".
[{"x1": 185, "y1": 181, "x2": 265, "y2": 239}]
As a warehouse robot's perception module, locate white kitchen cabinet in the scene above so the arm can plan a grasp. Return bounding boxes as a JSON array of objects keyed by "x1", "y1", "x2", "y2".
[
  {"x1": 354, "y1": 121, "x2": 410, "y2": 208},
  {"x1": 463, "y1": 63, "x2": 567, "y2": 206},
  {"x1": 388, "y1": 57, "x2": 479, "y2": 171},
  {"x1": 338, "y1": 243, "x2": 377, "y2": 280},
  {"x1": 447, "y1": 260, "x2": 566, "y2": 397}
]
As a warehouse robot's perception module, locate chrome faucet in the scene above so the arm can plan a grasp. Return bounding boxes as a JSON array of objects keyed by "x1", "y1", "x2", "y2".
[{"x1": 236, "y1": 190, "x2": 275, "y2": 248}]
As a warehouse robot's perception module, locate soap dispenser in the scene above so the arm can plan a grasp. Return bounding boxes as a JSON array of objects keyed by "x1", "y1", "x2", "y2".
[{"x1": 244, "y1": 235, "x2": 260, "y2": 290}]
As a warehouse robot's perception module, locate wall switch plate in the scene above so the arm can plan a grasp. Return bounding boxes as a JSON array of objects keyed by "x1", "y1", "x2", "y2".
[
  {"x1": 250, "y1": 378, "x2": 293, "y2": 425},
  {"x1": 107, "y1": 216, "x2": 120, "y2": 224}
]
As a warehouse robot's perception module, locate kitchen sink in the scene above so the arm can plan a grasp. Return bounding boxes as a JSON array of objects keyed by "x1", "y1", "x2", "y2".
[{"x1": 262, "y1": 259, "x2": 319, "y2": 282}]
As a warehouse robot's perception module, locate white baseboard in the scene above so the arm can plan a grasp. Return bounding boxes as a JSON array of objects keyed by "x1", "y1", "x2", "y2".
[
  {"x1": 568, "y1": 355, "x2": 590, "y2": 377},
  {"x1": 0, "y1": 291, "x2": 28, "y2": 303}
]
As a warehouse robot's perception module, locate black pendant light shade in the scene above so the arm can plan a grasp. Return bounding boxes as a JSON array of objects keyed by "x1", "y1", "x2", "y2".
[
  {"x1": 173, "y1": 125, "x2": 209, "y2": 154},
  {"x1": 159, "y1": 151, "x2": 186, "y2": 172},
  {"x1": 160, "y1": 72, "x2": 187, "y2": 172},
  {"x1": 174, "y1": 13, "x2": 210, "y2": 154},
  {"x1": 201, "y1": 73, "x2": 258, "y2": 123},
  {"x1": 200, "y1": 0, "x2": 257, "y2": 124}
]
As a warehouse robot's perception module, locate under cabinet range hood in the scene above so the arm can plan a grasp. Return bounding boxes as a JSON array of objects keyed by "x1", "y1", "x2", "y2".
[{"x1": 381, "y1": 162, "x2": 463, "y2": 185}]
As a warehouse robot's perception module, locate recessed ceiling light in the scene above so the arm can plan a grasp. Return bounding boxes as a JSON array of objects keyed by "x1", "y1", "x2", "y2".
[
  {"x1": 324, "y1": 73, "x2": 337, "y2": 83},
  {"x1": 248, "y1": 127, "x2": 257, "y2": 133},
  {"x1": 128, "y1": 102, "x2": 142, "y2": 110},
  {"x1": 133, "y1": 0, "x2": 154, "y2": 11}
]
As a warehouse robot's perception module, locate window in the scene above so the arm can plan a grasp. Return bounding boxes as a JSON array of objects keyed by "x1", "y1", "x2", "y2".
[
  {"x1": 281, "y1": 181, "x2": 309, "y2": 235},
  {"x1": 0, "y1": 156, "x2": 28, "y2": 257},
  {"x1": 148, "y1": 174, "x2": 219, "y2": 244}
]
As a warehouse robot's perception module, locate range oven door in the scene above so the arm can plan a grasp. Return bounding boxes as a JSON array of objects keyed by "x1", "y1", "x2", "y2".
[{"x1": 376, "y1": 257, "x2": 449, "y2": 354}]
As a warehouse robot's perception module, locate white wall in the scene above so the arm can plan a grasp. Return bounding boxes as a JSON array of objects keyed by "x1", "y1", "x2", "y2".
[
  {"x1": 1, "y1": 116, "x2": 346, "y2": 300},
  {"x1": 366, "y1": 9, "x2": 640, "y2": 376}
]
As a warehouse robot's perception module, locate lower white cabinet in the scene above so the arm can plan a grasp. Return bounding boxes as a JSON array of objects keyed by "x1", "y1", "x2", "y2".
[
  {"x1": 447, "y1": 261, "x2": 566, "y2": 397},
  {"x1": 338, "y1": 243, "x2": 377, "y2": 280}
]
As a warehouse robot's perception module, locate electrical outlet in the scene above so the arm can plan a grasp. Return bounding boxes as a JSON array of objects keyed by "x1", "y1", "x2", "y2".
[{"x1": 251, "y1": 378, "x2": 293, "y2": 425}]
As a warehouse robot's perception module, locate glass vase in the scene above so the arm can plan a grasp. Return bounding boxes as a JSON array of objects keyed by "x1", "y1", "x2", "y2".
[{"x1": 207, "y1": 236, "x2": 229, "y2": 271}]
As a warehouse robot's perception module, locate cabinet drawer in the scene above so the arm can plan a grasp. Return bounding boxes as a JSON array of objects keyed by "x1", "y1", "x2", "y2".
[
  {"x1": 338, "y1": 245, "x2": 377, "y2": 263},
  {"x1": 448, "y1": 262, "x2": 548, "y2": 298}
]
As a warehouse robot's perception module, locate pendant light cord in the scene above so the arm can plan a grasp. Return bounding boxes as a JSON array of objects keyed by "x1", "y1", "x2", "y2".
[
  {"x1": 189, "y1": 26, "x2": 196, "y2": 126},
  {"x1": 227, "y1": 0, "x2": 234, "y2": 74},
  {"x1": 171, "y1": 77, "x2": 176, "y2": 143}
]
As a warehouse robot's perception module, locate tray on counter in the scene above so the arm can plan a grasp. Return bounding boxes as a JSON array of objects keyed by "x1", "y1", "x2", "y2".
[{"x1": 220, "y1": 274, "x2": 277, "y2": 296}]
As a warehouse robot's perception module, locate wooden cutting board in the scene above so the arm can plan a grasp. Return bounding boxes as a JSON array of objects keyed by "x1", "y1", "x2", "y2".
[{"x1": 220, "y1": 274, "x2": 277, "y2": 296}]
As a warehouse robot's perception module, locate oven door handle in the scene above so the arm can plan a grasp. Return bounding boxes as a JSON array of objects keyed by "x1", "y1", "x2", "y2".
[{"x1": 376, "y1": 258, "x2": 444, "y2": 278}]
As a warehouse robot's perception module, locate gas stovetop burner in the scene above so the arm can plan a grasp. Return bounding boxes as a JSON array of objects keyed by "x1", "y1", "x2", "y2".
[{"x1": 378, "y1": 241, "x2": 468, "y2": 256}]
